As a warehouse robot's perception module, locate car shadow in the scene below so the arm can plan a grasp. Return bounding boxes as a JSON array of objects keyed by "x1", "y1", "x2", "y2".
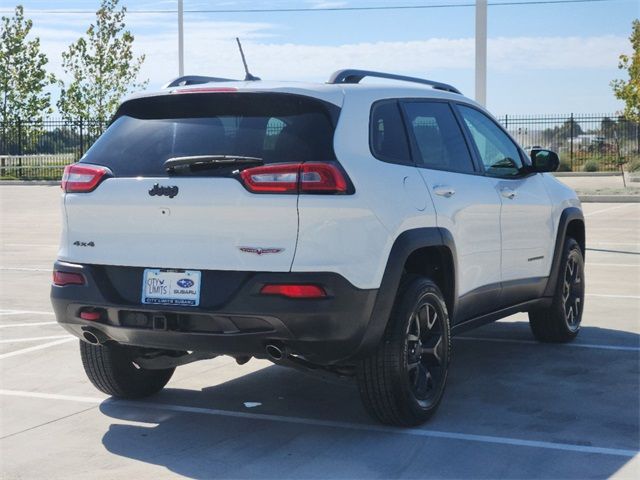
[{"x1": 99, "y1": 321, "x2": 639, "y2": 479}]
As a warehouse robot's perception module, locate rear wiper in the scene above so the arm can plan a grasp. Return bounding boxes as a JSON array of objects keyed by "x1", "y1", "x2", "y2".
[{"x1": 164, "y1": 155, "x2": 263, "y2": 172}]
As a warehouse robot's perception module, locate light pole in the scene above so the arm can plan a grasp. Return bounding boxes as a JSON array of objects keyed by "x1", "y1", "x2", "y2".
[
  {"x1": 178, "y1": 0, "x2": 184, "y2": 76},
  {"x1": 475, "y1": 0, "x2": 487, "y2": 106}
]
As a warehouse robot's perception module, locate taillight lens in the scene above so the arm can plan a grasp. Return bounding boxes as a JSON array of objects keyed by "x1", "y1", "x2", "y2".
[
  {"x1": 260, "y1": 284, "x2": 327, "y2": 298},
  {"x1": 239, "y1": 162, "x2": 348, "y2": 194},
  {"x1": 53, "y1": 270, "x2": 86, "y2": 286},
  {"x1": 240, "y1": 163, "x2": 300, "y2": 193},
  {"x1": 300, "y1": 163, "x2": 348, "y2": 193},
  {"x1": 62, "y1": 164, "x2": 111, "y2": 193}
]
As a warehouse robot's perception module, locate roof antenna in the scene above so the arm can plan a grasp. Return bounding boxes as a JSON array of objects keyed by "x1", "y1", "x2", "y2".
[{"x1": 236, "y1": 37, "x2": 260, "y2": 81}]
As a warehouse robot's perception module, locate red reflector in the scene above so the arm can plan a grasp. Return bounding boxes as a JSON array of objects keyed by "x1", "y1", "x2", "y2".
[
  {"x1": 80, "y1": 311, "x2": 101, "y2": 321},
  {"x1": 62, "y1": 164, "x2": 111, "y2": 193},
  {"x1": 173, "y1": 87, "x2": 238, "y2": 94},
  {"x1": 239, "y1": 162, "x2": 348, "y2": 194},
  {"x1": 53, "y1": 271, "x2": 85, "y2": 286},
  {"x1": 260, "y1": 284, "x2": 327, "y2": 298}
]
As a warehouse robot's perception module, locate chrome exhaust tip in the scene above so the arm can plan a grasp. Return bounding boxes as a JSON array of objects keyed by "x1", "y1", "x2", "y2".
[
  {"x1": 81, "y1": 328, "x2": 109, "y2": 345},
  {"x1": 82, "y1": 330, "x2": 100, "y2": 345}
]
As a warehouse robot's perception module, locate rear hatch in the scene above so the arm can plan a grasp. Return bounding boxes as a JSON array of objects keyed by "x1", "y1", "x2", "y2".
[{"x1": 60, "y1": 91, "x2": 341, "y2": 275}]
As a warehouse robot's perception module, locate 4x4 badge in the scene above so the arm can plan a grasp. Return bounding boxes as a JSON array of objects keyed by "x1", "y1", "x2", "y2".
[
  {"x1": 73, "y1": 241, "x2": 94, "y2": 247},
  {"x1": 238, "y1": 247, "x2": 284, "y2": 255},
  {"x1": 149, "y1": 183, "x2": 179, "y2": 198}
]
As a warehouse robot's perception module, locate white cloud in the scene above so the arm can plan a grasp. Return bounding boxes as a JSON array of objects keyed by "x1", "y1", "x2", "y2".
[
  {"x1": 141, "y1": 33, "x2": 628, "y2": 86},
  {"x1": 31, "y1": 18, "x2": 278, "y2": 80},
  {"x1": 307, "y1": 1, "x2": 349, "y2": 8},
  {"x1": 28, "y1": 15, "x2": 630, "y2": 95},
  {"x1": 488, "y1": 35, "x2": 628, "y2": 70}
]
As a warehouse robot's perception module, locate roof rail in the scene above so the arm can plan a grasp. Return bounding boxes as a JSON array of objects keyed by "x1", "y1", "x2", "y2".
[
  {"x1": 328, "y1": 69, "x2": 461, "y2": 95},
  {"x1": 163, "y1": 75, "x2": 237, "y2": 88}
]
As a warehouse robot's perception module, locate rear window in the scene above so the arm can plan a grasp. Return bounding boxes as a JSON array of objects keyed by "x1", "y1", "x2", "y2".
[
  {"x1": 81, "y1": 93, "x2": 339, "y2": 177},
  {"x1": 369, "y1": 100, "x2": 412, "y2": 165}
]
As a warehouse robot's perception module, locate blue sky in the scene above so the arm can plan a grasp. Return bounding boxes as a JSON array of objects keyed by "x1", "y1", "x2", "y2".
[{"x1": 4, "y1": 0, "x2": 639, "y2": 114}]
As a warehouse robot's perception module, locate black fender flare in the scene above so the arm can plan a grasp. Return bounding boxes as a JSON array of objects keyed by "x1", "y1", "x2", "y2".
[
  {"x1": 352, "y1": 227, "x2": 457, "y2": 359},
  {"x1": 543, "y1": 206, "x2": 585, "y2": 297}
]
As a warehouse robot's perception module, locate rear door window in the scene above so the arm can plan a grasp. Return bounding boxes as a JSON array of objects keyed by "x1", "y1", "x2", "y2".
[
  {"x1": 80, "y1": 93, "x2": 339, "y2": 177},
  {"x1": 402, "y1": 101, "x2": 476, "y2": 174}
]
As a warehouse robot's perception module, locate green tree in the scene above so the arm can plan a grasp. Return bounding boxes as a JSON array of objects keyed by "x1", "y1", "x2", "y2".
[
  {"x1": 611, "y1": 19, "x2": 640, "y2": 122},
  {"x1": 561, "y1": 118, "x2": 584, "y2": 138},
  {"x1": 1, "y1": 5, "x2": 55, "y2": 153},
  {"x1": 57, "y1": 0, "x2": 147, "y2": 130},
  {"x1": 600, "y1": 116, "x2": 616, "y2": 138}
]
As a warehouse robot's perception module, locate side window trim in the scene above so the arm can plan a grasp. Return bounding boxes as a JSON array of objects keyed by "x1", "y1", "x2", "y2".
[
  {"x1": 368, "y1": 99, "x2": 415, "y2": 167},
  {"x1": 399, "y1": 98, "x2": 481, "y2": 175},
  {"x1": 452, "y1": 102, "x2": 528, "y2": 180},
  {"x1": 397, "y1": 99, "x2": 417, "y2": 166}
]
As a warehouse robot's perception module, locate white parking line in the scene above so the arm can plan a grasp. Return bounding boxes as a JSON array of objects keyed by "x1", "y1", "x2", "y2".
[
  {"x1": 584, "y1": 204, "x2": 636, "y2": 217},
  {"x1": 0, "y1": 335, "x2": 71, "y2": 344},
  {"x1": 587, "y1": 293, "x2": 640, "y2": 299},
  {"x1": 587, "y1": 243, "x2": 640, "y2": 247},
  {"x1": 586, "y1": 263, "x2": 639, "y2": 267},
  {"x1": 0, "y1": 322, "x2": 57, "y2": 328},
  {"x1": 0, "y1": 389, "x2": 636, "y2": 458},
  {"x1": 2, "y1": 243, "x2": 57, "y2": 247},
  {"x1": 456, "y1": 336, "x2": 640, "y2": 352},
  {"x1": 0, "y1": 338, "x2": 75, "y2": 360},
  {"x1": 0, "y1": 267, "x2": 51, "y2": 272},
  {"x1": 0, "y1": 310, "x2": 54, "y2": 316}
]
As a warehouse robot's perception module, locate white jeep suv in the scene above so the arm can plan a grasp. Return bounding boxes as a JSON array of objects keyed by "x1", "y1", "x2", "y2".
[{"x1": 51, "y1": 70, "x2": 585, "y2": 426}]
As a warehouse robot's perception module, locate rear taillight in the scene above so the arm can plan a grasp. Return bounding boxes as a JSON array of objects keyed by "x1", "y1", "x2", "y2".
[
  {"x1": 240, "y1": 163, "x2": 299, "y2": 193},
  {"x1": 239, "y1": 162, "x2": 348, "y2": 194},
  {"x1": 300, "y1": 163, "x2": 348, "y2": 193},
  {"x1": 62, "y1": 164, "x2": 111, "y2": 193},
  {"x1": 53, "y1": 270, "x2": 86, "y2": 286},
  {"x1": 260, "y1": 284, "x2": 327, "y2": 298}
]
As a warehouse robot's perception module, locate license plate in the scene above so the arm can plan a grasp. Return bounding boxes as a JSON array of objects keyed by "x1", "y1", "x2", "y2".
[{"x1": 141, "y1": 269, "x2": 201, "y2": 306}]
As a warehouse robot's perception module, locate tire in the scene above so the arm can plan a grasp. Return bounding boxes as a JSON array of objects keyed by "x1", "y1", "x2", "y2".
[
  {"x1": 80, "y1": 341, "x2": 174, "y2": 398},
  {"x1": 529, "y1": 237, "x2": 585, "y2": 343},
  {"x1": 356, "y1": 277, "x2": 451, "y2": 426}
]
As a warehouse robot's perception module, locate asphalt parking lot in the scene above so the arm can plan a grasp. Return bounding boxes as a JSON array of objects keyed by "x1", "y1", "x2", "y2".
[{"x1": 0, "y1": 185, "x2": 638, "y2": 479}]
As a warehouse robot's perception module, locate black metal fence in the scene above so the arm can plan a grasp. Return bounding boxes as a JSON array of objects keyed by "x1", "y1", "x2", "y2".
[
  {"x1": 497, "y1": 114, "x2": 640, "y2": 172},
  {"x1": 1, "y1": 114, "x2": 639, "y2": 179},
  {"x1": 0, "y1": 118, "x2": 105, "y2": 180}
]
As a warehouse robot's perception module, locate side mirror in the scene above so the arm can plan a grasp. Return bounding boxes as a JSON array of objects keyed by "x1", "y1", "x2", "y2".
[{"x1": 530, "y1": 148, "x2": 559, "y2": 173}]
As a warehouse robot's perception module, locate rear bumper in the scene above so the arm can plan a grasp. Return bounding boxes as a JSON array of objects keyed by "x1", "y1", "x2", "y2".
[{"x1": 50, "y1": 261, "x2": 379, "y2": 365}]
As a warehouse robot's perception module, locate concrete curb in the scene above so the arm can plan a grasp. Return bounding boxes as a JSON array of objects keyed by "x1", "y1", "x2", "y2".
[
  {"x1": 0, "y1": 180, "x2": 59, "y2": 186},
  {"x1": 578, "y1": 195, "x2": 640, "y2": 203},
  {"x1": 553, "y1": 172, "x2": 622, "y2": 177}
]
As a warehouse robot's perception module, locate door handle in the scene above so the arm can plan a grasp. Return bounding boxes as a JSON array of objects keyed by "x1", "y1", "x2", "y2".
[
  {"x1": 433, "y1": 185, "x2": 456, "y2": 198},
  {"x1": 501, "y1": 187, "x2": 517, "y2": 199}
]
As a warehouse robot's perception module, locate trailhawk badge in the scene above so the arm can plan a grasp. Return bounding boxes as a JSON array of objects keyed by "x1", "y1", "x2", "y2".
[{"x1": 238, "y1": 247, "x2": 284, "y2": 256}]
